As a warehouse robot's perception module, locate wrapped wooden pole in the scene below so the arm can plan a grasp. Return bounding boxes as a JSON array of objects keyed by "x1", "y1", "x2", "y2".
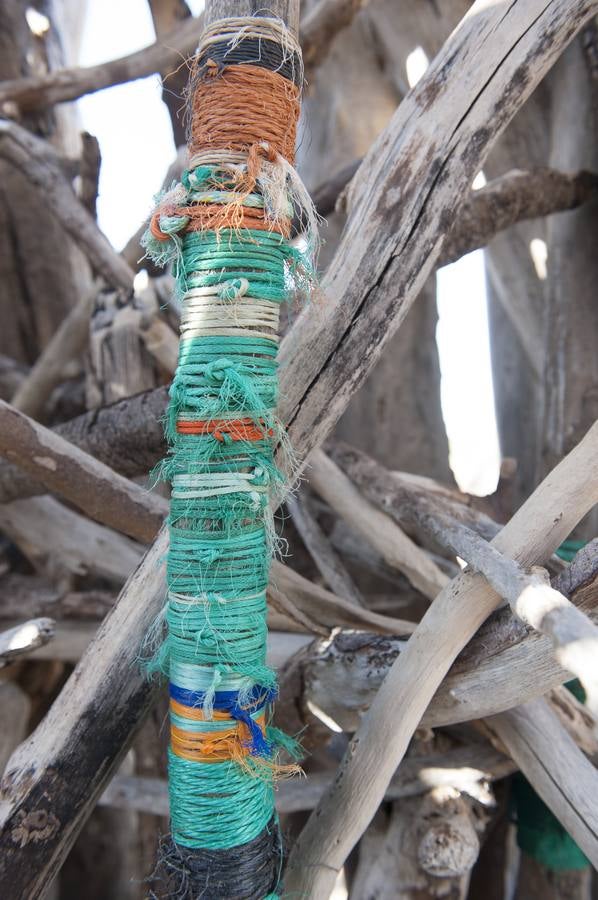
[{"x1": 143, "y1": 2, "x2": 311, "y2": 897}]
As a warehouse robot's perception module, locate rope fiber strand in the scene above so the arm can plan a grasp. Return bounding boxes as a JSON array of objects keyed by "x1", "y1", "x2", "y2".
[{"x1": 143, "y1": 14, "x2": 315, "y2": 899}]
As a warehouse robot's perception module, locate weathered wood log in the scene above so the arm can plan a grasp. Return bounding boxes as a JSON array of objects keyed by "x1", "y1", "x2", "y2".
[
  {"x1": 0, "y1": 496, "x2": 144, "y2": 584},
  {"x1": 351, "y1": 790, "x2": 482, "y2": 900},
  {"x1": 330, "y1": 441, "x2": 502, "y2": 540},
  {"x1": 0, "y1": 387, "x2": 169, "y2": 505},
  {"x1": 11, "y1": 285, "x2": 96, "y2": 421}
]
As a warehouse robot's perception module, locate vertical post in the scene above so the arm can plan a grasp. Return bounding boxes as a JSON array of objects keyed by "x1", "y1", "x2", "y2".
[{"x1": 143, "y1": 2, "x2": 310, "y2": 896}]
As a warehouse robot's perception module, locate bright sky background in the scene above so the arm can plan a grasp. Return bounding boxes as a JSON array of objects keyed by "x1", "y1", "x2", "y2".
[{"x1": 77, "y1": 3, "x2": 500, "y2": 496}]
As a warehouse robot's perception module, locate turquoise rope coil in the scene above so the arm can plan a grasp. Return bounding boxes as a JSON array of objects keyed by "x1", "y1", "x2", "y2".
[{"x1": 144, "y1": 205, "x2": 310, "y2": 859}]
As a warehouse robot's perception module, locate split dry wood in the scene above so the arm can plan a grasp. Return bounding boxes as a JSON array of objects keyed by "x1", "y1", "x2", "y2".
[
  {"x1": 284, "y1": 419, "x2": 598, "y2": 896},
  {"x1": 0, "y1": 401, "x2": 167, "y2": 543}
]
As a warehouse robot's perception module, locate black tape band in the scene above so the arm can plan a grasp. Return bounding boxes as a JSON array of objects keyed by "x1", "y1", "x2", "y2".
[{"x1": 195, "y1": 37, "x2": 302, "y2": 86}]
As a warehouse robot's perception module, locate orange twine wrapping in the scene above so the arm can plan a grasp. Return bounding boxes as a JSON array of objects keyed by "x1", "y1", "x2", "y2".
[
  {"x1": 176, "y1": 418, "x2": 273, "y2": 442},
  {"x1": 189, "y1": 64, "x2": 300, "y2": 165},
  {"x1": 151, "y1": 204, "x2": 290, "y2": 241},
  {"x1": 171, "y1": 714, "x2": 266, "y2": 763}
]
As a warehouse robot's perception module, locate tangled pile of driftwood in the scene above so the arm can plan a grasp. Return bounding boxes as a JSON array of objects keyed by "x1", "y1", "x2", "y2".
[{"x1": 0, "y1": 0, "x2": 597, "y2": 897}]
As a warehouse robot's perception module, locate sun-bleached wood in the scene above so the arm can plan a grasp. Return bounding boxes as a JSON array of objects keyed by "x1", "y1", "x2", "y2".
[
  {"x1": 287, "y1": 492, "x2": 365, "y2": 606},
  {"x1": 99, "y1": 741, "x2": 512, "y2": 818},
  {"x1": 416, "y1": 510, "x2": 598, "y2": 720},
  {"x1": 0, "y1": 618, "x2": 55, "y2": 664},
  {"x1": 277, "y1": 0, "x2": 598, "y2": 472},
  {"x1": 2, "y1": 0, "x2": 597, "y2": 891},
  {"x1": 284, "y1": 421, "x2": 598, "y2": 896},
  {"x1": 488, "y1": 699, "x2": 598, "y2": 867},
  {"x1": 0, "y1": 400, "x2": 167, "y2": 543},
  {"x1": 0, "y1": 121, "x2": 134, "y2": 291},
  {"x1": 0, "y1": 496, "x2": 144, "y2": 584},
  {"x1": 11, "y1": 285, "x2": 96, "y2": 420},
  {"x1": 308, "y1": 449, "x2": 448, "y2": 599}
]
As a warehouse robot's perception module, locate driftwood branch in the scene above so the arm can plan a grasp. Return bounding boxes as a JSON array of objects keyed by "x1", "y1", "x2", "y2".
[
  {"x1": 0, "y1": 496, "x2": 144, "y2": 584},
  {"x1": 320, "y1": 164, "x2": 598, "y2": 261},
  {"x1": 0, "y1": 17, "x2": 203, "y2": 113},
  {"x1": 415, "y1": 510, "x2": 598, "y2": 720},
  {"x1": 488, "y1": 698, "x2": 598, "y2": 867},
  {"x1": 11, "y1": 285, "x2": 96, "y2": 420},
  {"x1": 300, "y1": 0, "x2": 370, "y2": 74},
  {"x1": 283, "y1": 546, "x2": 598, "y2": 733},
  {"x1": 442, "y1": 167, "x2": 598, "y2": 265},
  {"x1": 0, "y1": 121, "x2": 134, "y2": 290},
  {"x1": 287, "y1": 493, "x2": 365, "y2": 606},
  {"x1": 0, "y1": 387, "x2": 169, "y2": 505},
  {"x1": 0, "y1": 1, "x2": 359, "y2": 116},
  {"x1": 284, "y1": 417, "x2": 598, "y2": 896},
  {"x1": 0, "y1": 618, "x2": 55, "y2": 664},
  {"x1": 100, "y1": 741, "x2": 512, "y2": 818},
  {"x1": 0, "y1": 401, "x2": 166, "y2": 544},
  {"x1": 308, "y1": 449, "x2": 449, "y2": 599}
]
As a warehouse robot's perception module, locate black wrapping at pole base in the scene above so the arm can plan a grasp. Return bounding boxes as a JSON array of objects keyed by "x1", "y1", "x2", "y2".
[{"x1": 150, "y1": 817, "x2": 283, "y2": 899}]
